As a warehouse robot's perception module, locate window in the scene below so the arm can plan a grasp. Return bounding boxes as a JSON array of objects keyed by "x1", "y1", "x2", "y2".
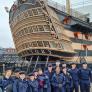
[
  {"x1": 60, "y1": 43, "x2": 64, "y2": 49},
  {"x1": 28, "y1": 27, "x2": 33, "y2": 33},
  {"x1": 50, "y1": 41, "x2": 57, "y2": 48},
  {"x1": 18, "y1": 31, "x2": 22, "y2": 37},
  {"x1": 62, "y1": 41, "x2": 72, "y2": 51},
  {"x1": 24, "y1": 12, "x2": 28, "y2": 18},
  {"x1": 32, "y1": 9, "x2": 38, "y2": 15},
  {"x1": 57, "y1": 43, "x2": 61, "y2": 48},
  {"x1": 20, "y1": 13, "x2": 24, "y2": 20},
  {"x1": 37, "y1": 8, "x2": 43, "y2": 15},
  {"x1": 18, "y1": 32, "x2": 21, "y2": 37},
  {"x1": 43, "y1": 41, "x2": 50, "y2": 47},
  {"x1": 62, "y1": 41, "x2": 67, "y2": 50},
  {"x1": 44, "y1": 25, "x2": 50, "y2": 31},
  {"x1": 17, "y1": 15, "x2": 19, "y2": 21},
  {"x1": 28, "y1": 43, "x2": 32, "y2": 47},
  {"x1": 25, "y1": 43, "x2": 29, "y2": 48},
  {"x1": 37, "y1": 41, "x2": 43, "y2": 47},
  {"x1": 15, "y1": 33, "x2": 18, "y2": 37},
  {"x1": 21, "y1": 29, "x2": 25, "y2": 36},
  {"x1": 28, "y1": 10, "x2": 33, "y2": 16},
  {"x1": 38, "y1": 25, "x2": 44, "y2": 32},
  {"x1": 22, "y1": 44, "x2": 26, "y2": 49},
  {"x1": 28, "y1": 43, "x2": 31, "y2": 48},
  {"x1": 53, "y1": 42, "x2": 60, "y2": 48},
  {"x1": 24, "y1": 28, "x2": 29, "y2": 34},
  {"x1": 31, "y1": 41, "x2": 37, "y2": 47},
  {"x1": 32, "y1": 26, "x2": 38, "y2": 32}
]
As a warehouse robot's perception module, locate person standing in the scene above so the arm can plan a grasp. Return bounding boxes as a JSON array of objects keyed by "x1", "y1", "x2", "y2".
[
  {"x1": 0, "y1": 67, "x2": 13, "y2": 92},
  {"x1": 51, "y1": 67, "x2": 63, "y2": 92},
  {"x1": 78, "y1": 62, "x2": 92, "y2": 92},
  {"x1": 12, "y1": 68, "x2": 21, "y2": 92},
  {"x1": 61, "y1": 67, "x2": 73, "y2": 92},
  {"x1": 44, "y1": 64, "x2": 54, "y2": 92},
  {"x1": 13, "y1": 71, "x2": 28, "y2": 92},
  {"x1": 28, "y1": 73, "x2": 38, "y2": 92},
  {"x1": 37, "y1": 68, "x2": 50, "y2": 92},
  {"x1": 69, "y1": 62, "x2": 79, "y2": 92}
]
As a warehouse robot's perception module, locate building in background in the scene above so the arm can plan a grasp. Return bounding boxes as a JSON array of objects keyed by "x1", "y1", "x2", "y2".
[
  {"x1": 0, "y1": 48, "x2": 23, "y2": 74},
  {"x1": 0, "y1": 48, "x2": 21, "y2": 63}
]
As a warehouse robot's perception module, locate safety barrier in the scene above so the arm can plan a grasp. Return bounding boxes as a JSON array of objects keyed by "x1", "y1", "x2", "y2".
[{"x1": 47, "y1": 0, "x2": 88, "y2": 22}]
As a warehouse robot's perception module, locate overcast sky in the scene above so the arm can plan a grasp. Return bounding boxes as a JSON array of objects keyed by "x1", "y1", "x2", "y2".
[{"x1": 0, "y1": 0, "x2": 92, "y2": 48}]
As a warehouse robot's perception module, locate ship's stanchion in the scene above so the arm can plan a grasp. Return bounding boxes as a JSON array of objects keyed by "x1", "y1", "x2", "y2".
[
  {"x1": 45, "y1": 56, "x2": 49, "y2": 68},
  {"x1": 27, "y1": 56, "x2": 33, "y2": 73},
  {"x1": 3, "y1": 64, "x2": 5, "y2": 73},
  {"x1": 21, "y1": 57, "x2": 26, "y2": 70},
  {"x1": 33, "y1": 56, "x2": 39, "y2": 71}
]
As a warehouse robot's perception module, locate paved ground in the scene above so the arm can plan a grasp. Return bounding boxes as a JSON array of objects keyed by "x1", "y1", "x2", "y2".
[
  {"x1": 78, "y1": 84, "x2": 92, "y2": 92},
  {"x1": 0, "y1": 75, "x2": 92, "y2": 92},
  {"x1": 0, "y1": 87, "x2": 92, "y2": 92}
]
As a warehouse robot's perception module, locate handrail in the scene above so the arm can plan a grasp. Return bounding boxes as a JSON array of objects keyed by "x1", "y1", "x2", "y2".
[{"x1": 47, "y1": 0, "x2": 88, "y2": 22}]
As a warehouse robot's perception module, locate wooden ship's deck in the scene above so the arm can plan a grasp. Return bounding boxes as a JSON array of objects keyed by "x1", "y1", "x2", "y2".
[{"x1": 9, "y1": 0, "x2": 92, "y2": 64}]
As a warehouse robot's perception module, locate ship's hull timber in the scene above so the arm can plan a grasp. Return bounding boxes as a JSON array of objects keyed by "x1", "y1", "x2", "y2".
[
  {"x1": 9, "y1": 0, "x2": 92, "y2": 63},
  {"x1": 9, "y1": 0, "x2": 75, "y2": 62},
  {"x1": 47, "y1": 0, "x2": 92, "y2": 63}
]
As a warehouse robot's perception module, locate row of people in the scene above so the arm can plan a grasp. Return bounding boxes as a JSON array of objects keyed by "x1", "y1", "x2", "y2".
[{"x1": 0, "y1": 62, "x2": 92, "y2": 92}]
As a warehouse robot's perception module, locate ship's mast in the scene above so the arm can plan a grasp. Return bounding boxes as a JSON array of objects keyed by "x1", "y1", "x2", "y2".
[{"x1": 66, "y1": 0, "x2": 71, "y2": 15}]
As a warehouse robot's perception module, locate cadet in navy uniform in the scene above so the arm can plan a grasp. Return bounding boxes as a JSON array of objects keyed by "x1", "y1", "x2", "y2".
[
  {"x1": 69, "y1": 62, "x2": 79, "y2": 92},
  {"x1": 33, "y1": 70, "x2": 38, "y2": 80},
  {"x1": 78, "y1": 62, "x2": 92, "y2": 92},
  {"x1": 12, "y1": 68, "x2": 21, "y2": 92},
  {"x1": 0, "y1": 67, "x2": 13, "y2": 92},
  {"x1": 44, "y1": 64, "x2": 54, "y2": 92},
  {"x1": 62, "y1": 63, "x2": 67, "y2": 68},
  {"x1": 37, "y1": 68, "x2": 50, "y2": 92},
  {"x1": 13, "y1": 68, "x2": 20, "y2": 79},
  {"x1": 51, "y1": 67, "x2": 63, "y2": 92},
  {"x1": 56, "y1": 61, "x2": 61, "y2": 68},
  {"x1": 61, "y1": 67, "x2": 73, "y2": 92},
  {"x1": 28, "y1": 73, "x2": 38, "y2": 92},
  {"x1": 14, "y1": 71, "x2": 28, "y2": 92}
]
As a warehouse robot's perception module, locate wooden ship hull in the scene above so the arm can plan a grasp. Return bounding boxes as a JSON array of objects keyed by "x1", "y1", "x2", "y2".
[{"x1": 9, "y1": 0, "x2": 92, "y2": 64}]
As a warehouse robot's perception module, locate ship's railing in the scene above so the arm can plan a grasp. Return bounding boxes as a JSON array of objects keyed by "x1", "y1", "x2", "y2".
[{"x1": 47, "y1": 0, "x2": 88, "y2": 22}]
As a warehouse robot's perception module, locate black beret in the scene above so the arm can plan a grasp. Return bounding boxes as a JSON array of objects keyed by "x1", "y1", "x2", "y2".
[
  {"x1": 14, "y1": 68, "x2": 21, "y2": 73},
  {"x1": 70, "y1": 62, "x2": 77, "y2": 65},
  {"x1": 81, "y1": 62, "x2": 87, "y2": 65},
  {"x1": 48, "y1": 64, "x2": 52, "y2": 67},
  {"x1": 5, "y1": 67, "x2": 12, "y2": 71},
  {"x1": 62, "y1": 67, "x2": 67, "y2": 70},
  {"x1": 19, "y1": 71, "x2": 26, "y2": 75},
  {"x1": 28, "y1": 73, "x2": 34, "y2": 76}
]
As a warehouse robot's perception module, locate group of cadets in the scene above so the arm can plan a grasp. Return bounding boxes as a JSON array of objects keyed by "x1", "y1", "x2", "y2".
[{"x1": 0, "y1": 61, "x2": 92, "y2": 92}]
